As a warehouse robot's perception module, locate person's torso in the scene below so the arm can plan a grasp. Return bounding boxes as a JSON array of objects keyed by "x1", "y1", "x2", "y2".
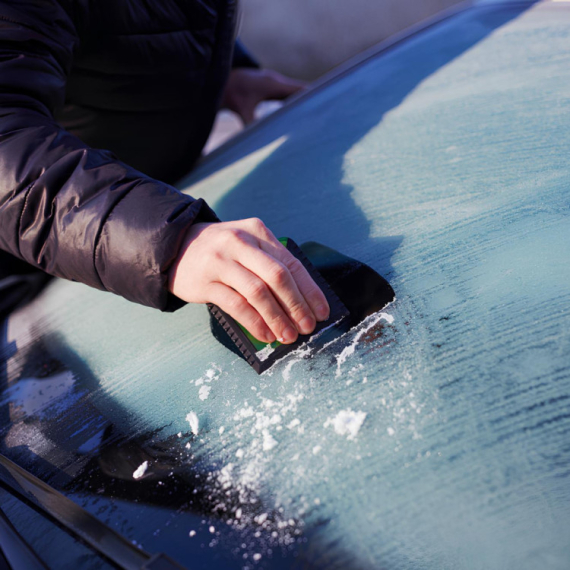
[{"x1": 56, "y1": 0, "x2": 236, "y2": 183}]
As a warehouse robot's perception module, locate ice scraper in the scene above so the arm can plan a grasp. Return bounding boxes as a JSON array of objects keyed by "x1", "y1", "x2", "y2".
[{"x1": 208, "y1": 239, "x2": 394, "y2": 373}]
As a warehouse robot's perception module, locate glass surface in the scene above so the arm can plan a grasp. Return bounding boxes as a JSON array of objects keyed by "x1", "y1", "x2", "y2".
[{"x1": 1, "y1": 2, "x2": 570, "y2": 568}]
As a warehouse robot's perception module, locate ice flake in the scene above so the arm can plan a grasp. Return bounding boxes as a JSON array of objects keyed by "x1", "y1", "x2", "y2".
[
  {"x1": 325, "y1": 409, "x2": 367, "y2": 440},
  {"x1": 186, "y1": 411, "x2": 199, "y2": 435},
  {"x1": 132, "y1": 461, "x2": 148, "y2": 480},
  {"x1": 199, "y1": 385, "x2": 211, "y2": 401},
  {"x1": 262, "y1": 431, "x2": 277, "y2": 451},
  {"x1": 287, "y1": 418, "x2": 300, "y2": 429}
]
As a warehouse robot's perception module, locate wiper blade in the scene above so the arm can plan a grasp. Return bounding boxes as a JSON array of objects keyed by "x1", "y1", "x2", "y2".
[
  {"x1": 0, "y1": 454, "x2": 184, "y2": 570},
  {"x1": 0, "y1": 505, "x2": 47, "y2": 570}
]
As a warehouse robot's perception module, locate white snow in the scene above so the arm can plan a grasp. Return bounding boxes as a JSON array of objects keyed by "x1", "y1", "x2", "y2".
[
  {"x1": 132, "y1": 461, "x2": 149, "y2": 479},
  {"x1": 186, "y1": 411, "x2": 199, "y2": 435},
  {"x1": 256, "y1": 344, "x2": 276, "y2": 362},
  {"x1": 199, "y1": 385, "x2": 211, "y2": 401},
  {"x1": 255, "y1": 513, "x2": 268, "y2": 524},
  {"x1": 262, "y1": 431, "x2": 278, "y2": 451},
  {"x1": 335, "y1": 312, "x2": 394, "y2": 377},
  {"x1": 325, "y1": 409, "x2": 367, "y2": 440}
]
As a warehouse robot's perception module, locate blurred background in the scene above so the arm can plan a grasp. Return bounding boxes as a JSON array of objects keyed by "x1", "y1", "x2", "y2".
[{"x1": 205, "y1": 0, "x2": 462, "y2": 153}]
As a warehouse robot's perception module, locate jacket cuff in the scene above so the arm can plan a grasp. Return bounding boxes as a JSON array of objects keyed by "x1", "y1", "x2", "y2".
[{"x1": 95, "y1": 181, "x2": 219, "y2": 311}]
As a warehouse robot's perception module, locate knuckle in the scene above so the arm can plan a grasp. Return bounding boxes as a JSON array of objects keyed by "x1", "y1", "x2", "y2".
[
  {"x1": 268, "y1": 263, "x2": 288, "y2": 286},
  {"x1": 247, "y1": 279, "x2": 268, "y2": 300},
  {"x1": 225, "y1": 295, "x2": 246, "y2": 313},
  {"x1": 249, "y1": 218, "x2": 269, "y2": 236},
  {"x1": 266, "y1": 311, "x2": 287, "y2": 329},
  {"x1": 288, "y1": 299, "x2": 309, "y2": 320},
  {"x1": 285, "y1": 257, "x2": 304, "y2": 276},
  {"x1": 224, "y1": 227, "x2": 247, "y2": 246}
]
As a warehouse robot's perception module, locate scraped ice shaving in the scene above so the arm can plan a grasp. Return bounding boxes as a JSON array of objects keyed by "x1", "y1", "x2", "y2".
[
  {"x1": 325, "y1": 409, "x2": 367, "y2": 440},
  {"x1": 199, "y1": 385, "x2": 211, "y2": 401},
  {"x1": 256, "y1": 344, "x2": 276, "y2": 362},
  {"x1": 312, "y1": 445, "x2": 321, "y2": 455},
  {"x1": 262, "y1": 431, "x2": 277, "y2": 451},
  {"x1": 308, "y1": 317, "x2": 345, "y2": 342},
  {"x1": 335, "y1": 312, "x2": 394, "y2": 377},
  {"x1": 132, "y1": 461, "x2": 148, "y2": 479},
  {"x1": 189, "y1": 530, "x2": 196, "y2": 537},
  {"x1": 194, "y1": 365, "x2": 221, "y2": 386},
  {"x1": 287, "y1": 418, "x2": 300, "y2": 429},
  {"x1": 186, "y1": 411, "x2": 199, "y2": 435}
]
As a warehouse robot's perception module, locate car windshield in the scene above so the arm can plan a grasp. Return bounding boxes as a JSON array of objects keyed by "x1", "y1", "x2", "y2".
[{"x1": 1, "y1": 1, "x2": 569, "y2": 568}]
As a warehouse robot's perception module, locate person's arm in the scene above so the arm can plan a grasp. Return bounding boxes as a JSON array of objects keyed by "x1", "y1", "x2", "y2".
[
  {"x1": 0, "y1": 1, "x2": 329, "y2": 342},
  {"x1": 0, "y1": 1, "x2": 217, "y2": 310}
]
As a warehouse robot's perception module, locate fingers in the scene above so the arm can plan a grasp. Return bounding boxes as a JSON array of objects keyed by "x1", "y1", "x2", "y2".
[
  {"x1": 168, "y1": 217, "x2": 331, "y2": 347},
  {"x1": 264, "y1": 71, "x2": 307, "y2": 100},
  {"x1": 236, "y1": 248, "x2": 314, "y2": 338},
  {"x1": 231, "y1": 220, "x2": 330, "y2": 337},
  {"x1": 223, "y1": 263, "x2": 299, "y2": 344},
  {"x1": 249, "y1": 226, "x2": 330, "y2": 324},
  {"x1": 209, "y1": 283, "x2": 275, "y2": 345}
]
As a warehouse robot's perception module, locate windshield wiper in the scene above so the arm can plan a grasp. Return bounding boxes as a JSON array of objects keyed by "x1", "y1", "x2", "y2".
[
  {"x1": 0, "y1": 454, "x2": 184, "y2": 570},
  {"x1": 0, "y1": 505, "x2": 47, "y2": 570}
]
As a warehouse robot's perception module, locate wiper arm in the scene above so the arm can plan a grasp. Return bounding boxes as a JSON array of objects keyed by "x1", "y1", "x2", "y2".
[
  {"x1": 0, "y1": 454, "x2": 184, "y2": 570},
  {"x1": 0, "y1": 505, "x2": 47, "y2": 570}
]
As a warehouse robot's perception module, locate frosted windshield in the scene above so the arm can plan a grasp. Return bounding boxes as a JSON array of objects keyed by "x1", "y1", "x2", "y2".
[{"x1": 2, "y1": 2, "x2": 569, "y2": 568}]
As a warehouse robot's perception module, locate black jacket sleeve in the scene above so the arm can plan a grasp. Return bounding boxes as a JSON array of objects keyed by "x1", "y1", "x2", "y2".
[{"x1": 0, "y1": 1, "x2": 217, "y2": 311}]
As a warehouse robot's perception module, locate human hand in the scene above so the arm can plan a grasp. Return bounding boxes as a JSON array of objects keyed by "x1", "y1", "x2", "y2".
[
  {"x1": 168, "y1": 218, "x2": 330, "y2": 344},
  {"x1": 222, "y1": 68, "x2": 306, "y2": 125}
]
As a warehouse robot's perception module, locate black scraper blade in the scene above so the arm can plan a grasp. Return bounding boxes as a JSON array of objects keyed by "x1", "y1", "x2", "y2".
[{"x1": 208, "y1": 239, "x2": 394, "y2": 374}]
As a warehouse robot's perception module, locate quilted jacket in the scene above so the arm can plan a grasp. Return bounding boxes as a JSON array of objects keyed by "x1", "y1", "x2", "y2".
[{"x1": 0, "y1": 0, "x2": 237, "y2": 312}]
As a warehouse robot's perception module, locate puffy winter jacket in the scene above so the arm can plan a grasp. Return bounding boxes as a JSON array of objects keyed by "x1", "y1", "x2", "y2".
[{"x1": 0, "y1": 0, "x2": 237, "y2": 311}]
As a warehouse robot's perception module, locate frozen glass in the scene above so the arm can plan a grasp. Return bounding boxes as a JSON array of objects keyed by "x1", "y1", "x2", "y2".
[{"x1": 1, "y1": 2, "x2": 569, "y2": 568}]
